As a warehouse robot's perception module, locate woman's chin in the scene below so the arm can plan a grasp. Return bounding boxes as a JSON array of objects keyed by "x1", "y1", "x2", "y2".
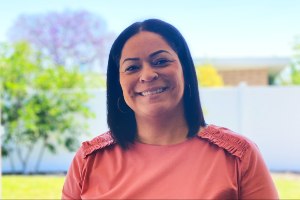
[
  {"x1": 136, "y1": 105, "x2": 176, "y2": 119},
  {"x1": 135, "y1": 107, "x2": 159, "y2": 117}
]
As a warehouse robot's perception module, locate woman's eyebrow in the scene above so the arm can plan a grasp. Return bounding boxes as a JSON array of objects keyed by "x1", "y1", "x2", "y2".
[
  {"x1": 149, "y1": 50, "x2": 172, "y2": 58},
  {"x1": 121, "y1": 50, "x2": 171, "y2": 64},
  {"x1": 122, "y1": 57, "x2": 140, "y2": 64}
]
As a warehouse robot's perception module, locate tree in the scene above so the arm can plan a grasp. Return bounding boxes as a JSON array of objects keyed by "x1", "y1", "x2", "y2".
[
  {"x1": 291, "y1": 36, "x2": 300, "y2": 84},
  {"x1": 0, "y1": 42, "x2": 94, "y2": 173},
  {"x1": 195, "y1": 64, "x2": 224, "y2": 87},
  {"x1": 8, "y1": 10, "x2": 114, "y2": 72},
  {"x1": 275, "y1": 36, "x2": 300, "y2": 85},
  {"x1": 293, "y1": 35, "x2": 300, "y2": 61}
]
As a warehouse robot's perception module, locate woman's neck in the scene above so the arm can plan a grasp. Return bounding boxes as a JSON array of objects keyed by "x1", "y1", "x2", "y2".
[{"x1": 135, "y1": 109, "x2": 188, "y2": 145}]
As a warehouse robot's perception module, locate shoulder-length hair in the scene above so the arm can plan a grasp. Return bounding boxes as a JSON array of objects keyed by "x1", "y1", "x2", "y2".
[{"x1": 107, "y1": 19, "x2": 206, "y2": 149}]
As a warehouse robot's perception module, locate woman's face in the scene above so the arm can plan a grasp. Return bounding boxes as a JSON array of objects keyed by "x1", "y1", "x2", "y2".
[{"x1": 119, "y1": 31, "x2": 185, "y2": 118}]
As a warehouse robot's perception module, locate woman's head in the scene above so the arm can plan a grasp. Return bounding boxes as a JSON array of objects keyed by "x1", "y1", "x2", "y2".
[
  {"x1": 119, "y1": 31, "x2": 185, "y2": 121},
  {"x1": 107, "y1": 19, "x2": 206, "y2": 148}
]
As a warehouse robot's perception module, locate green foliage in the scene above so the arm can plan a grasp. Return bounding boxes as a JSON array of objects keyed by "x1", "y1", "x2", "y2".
[
  {"x1": 290, "y1": 64, "x2": 300, "y2": 85},
  {"x1": 276, "y1": 63, "x2": 300, "y2": 86},
  {"x1": 268, "y1": 73, "x2": 277, "y2": 85},
  {"x1": 293, "y1": 35, "x2": 300, "y2": 60},
  {"x1": 0, "y1": 42, "x2": 94, "y2": 173},
  {"x1": 275, "y1": 35, "x2": 300, "y2": 85}
]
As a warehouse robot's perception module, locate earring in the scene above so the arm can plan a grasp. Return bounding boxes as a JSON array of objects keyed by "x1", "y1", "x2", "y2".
[{"x1": 117, "y1": 97, "x2": 127, "y2": 113}]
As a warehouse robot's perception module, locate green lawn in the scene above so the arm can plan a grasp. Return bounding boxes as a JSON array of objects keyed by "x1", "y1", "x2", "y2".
[
  {"x1": 2, "y1": 173, "x2": 300, "y2": 199},
  {"x1": 272, "y1": 173, "x2": 300, "y2": 199},
  {"x1": 2, "y1": 175, "x2": 65, "y2": 199}
]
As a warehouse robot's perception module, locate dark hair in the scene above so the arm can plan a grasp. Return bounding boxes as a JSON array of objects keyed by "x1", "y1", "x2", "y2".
[{"x1": 107, "y1": 19, "x2": 206, "y2": 149}]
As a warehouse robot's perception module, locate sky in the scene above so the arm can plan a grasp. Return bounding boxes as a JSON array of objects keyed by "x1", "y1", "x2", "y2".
[{"x1": 1, "y1": 0, "x2": 300, "y2": 59}]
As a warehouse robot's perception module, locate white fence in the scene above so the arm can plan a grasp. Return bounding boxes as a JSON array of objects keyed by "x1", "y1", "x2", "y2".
[{"x1": 2, "y1": 86, "x2": 300, "y2": 173}]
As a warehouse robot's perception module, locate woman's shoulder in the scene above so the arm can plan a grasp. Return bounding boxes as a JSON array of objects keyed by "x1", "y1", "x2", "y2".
[
  {"x1": 197, "y1": 124, "x2": 254, "y2": 160},
  {"x1": 79, "y1": 131, "x2": 116, "y2": 159}
]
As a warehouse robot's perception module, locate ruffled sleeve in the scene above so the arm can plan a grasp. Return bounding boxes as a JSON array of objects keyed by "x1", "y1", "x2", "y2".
[
  {"x1": 81, "y1": 131, "x2": 115, "y2": 158},
  {"x1": 198, "y1": 125, "x2": 250, "y2": 159},
  {"x1": 62, "y1": 131, "x2": 116, "y2": 199},
  {"x1": 62, "y1": 147, "x2": 86, "y2": 200}
]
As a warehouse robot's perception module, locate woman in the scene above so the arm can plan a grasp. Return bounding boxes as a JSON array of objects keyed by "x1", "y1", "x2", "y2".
[{"x1": 62, "y1": 19, "x2": 278, "y2": 199}]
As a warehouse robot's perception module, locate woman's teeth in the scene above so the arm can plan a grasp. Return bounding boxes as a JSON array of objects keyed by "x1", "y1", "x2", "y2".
[{"x1": 141, "y1": 88, "x2": 166, "y2": 96}]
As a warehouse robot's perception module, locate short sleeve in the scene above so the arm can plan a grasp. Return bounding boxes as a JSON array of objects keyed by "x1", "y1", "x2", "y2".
[
  {"x1": 239, "y1": 141, "x2": 278, "y2": 199},
  {"x1": 62, "y1": 148, "x2": 86, "y2": 200}
]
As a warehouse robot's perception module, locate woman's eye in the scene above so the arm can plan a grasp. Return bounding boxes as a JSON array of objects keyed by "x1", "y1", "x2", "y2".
[
  {"x1": 124, "y1": 65, "x2": 140, "y2": 73},
  {"x1": 153, "y1": 59, "x2": 170, "y2": 66}
]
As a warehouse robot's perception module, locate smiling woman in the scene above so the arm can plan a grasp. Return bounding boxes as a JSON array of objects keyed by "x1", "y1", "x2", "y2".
[{"x1": 62, "y1": 19, "x2": 278, "y2": 199}]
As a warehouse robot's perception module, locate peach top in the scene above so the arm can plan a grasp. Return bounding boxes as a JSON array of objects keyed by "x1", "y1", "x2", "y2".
[{"x1": 62, "y1": 125, "x2": 278, "y2": 199}]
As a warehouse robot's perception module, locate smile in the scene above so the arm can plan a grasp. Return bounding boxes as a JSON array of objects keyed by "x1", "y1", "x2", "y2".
[{"x1": 138, "y1": 87, "x2": 168, "y2": 96}]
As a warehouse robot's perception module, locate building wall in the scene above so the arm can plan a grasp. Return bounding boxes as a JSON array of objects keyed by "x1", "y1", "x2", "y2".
[
  {"x1": 218, "y1": 68, "x2": 269, "y2": 86},
  {"x1": 194, "y1": 57, "x2": 290, "y2": 86},
  {"x1": 2, "y1": 86, "x2": 300, "y2": 173}
]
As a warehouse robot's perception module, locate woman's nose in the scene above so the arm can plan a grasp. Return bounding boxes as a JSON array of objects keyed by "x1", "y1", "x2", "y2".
[{"x1": 139, "y1": 65, "x2": 158, "y2": 83}]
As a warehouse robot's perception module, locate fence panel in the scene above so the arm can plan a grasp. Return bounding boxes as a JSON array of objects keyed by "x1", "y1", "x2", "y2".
[{"x1": 2, "y1": 86, "x2": 300, "y2": 173}]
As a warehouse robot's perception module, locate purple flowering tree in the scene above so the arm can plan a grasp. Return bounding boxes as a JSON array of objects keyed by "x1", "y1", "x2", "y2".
[{"x1": 8, "y1": 10, "x2": 114, "y2": 72}]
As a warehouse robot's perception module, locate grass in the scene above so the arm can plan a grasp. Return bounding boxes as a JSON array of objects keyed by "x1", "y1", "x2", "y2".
[
  {"x1": 2, "y1": 175, "x2": 65, "y2": 199},
  {"x1": 272, "y1": 173, "x2": 300, "y2": 199},
  {"x1": 1, "y1": 173, "x2": 300, "y2": 199}
]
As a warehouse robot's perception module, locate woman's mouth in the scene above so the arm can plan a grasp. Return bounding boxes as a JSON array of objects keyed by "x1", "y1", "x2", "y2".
[{"x1": 138, "y1": 87, "x2": 168, "y2": 96}]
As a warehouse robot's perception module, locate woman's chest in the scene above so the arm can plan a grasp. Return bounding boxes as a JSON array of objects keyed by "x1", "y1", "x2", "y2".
[{"x1": 81, "y1": 141, "x2": 240, "y2": 199}]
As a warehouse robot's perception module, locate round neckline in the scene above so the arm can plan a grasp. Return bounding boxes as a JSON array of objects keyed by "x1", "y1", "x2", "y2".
[
  {"x1": 131, "y1": 125, "x2": 209, "y2": 149},
  {"x1": 133, "y1": 136, "x2": 195, "y2": 149}
]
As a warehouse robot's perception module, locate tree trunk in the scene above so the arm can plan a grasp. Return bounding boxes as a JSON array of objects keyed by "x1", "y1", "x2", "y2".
[
  {"x1": 35, "y1": 139, "x2": 47, "y2": 173},
  {"x1": 8, "y1": 154, "x2": 16, "y2": 173},
  {"x1": 15, "y1": 142, "x2": 34, "y2": 174}
]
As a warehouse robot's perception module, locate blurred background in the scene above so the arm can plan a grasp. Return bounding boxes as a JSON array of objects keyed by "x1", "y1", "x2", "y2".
[{"x1": 1, "y1": 0, "x2": 300, "y2": 199}]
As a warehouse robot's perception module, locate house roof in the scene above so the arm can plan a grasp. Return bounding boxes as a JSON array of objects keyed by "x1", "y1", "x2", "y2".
[{"x1": 194, "y1": 57, "x2": 290, "y2": 72}]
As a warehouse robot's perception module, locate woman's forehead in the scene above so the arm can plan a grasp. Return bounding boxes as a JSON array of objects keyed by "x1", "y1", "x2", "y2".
[{"x1": 120, "y1": 31, "x2": 176, "y2": 62}]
